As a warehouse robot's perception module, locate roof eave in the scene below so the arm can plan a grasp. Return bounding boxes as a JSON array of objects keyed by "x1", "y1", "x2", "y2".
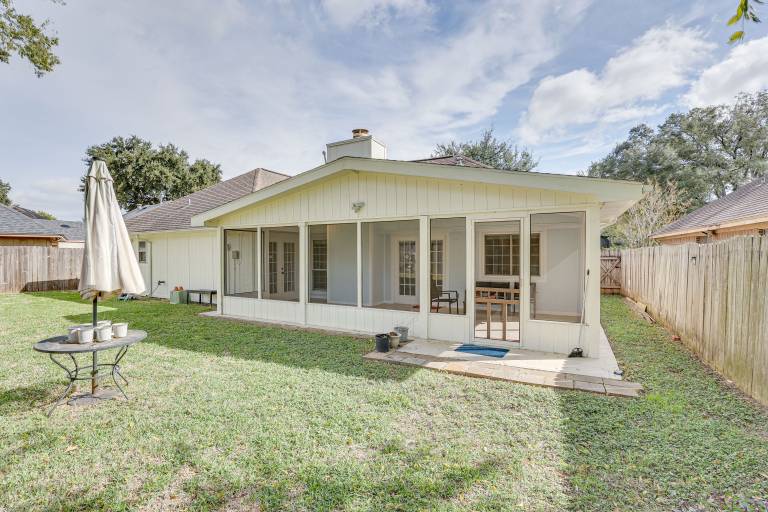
[{"x1": 652, "y1": 214, "x2": 768, "y2": 240}]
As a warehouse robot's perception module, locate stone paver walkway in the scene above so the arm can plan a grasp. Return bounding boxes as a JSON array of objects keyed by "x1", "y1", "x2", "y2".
[{"x1": 364, "y1": 348, "x2": 642, "y2": 397}]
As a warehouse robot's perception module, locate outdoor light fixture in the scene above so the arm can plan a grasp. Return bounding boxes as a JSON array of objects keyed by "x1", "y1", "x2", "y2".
[{"x1": 352, "y1": 201, "x2": 365, "y2": 213}]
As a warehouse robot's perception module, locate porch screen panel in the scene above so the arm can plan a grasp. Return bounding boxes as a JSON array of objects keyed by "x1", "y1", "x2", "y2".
[
  {"x1": 361, "y1": 219, "x2": 420, "y2": 310},
  {"x1": 308, "y1": 223, "x2": 357, "y2": 306},
  {"x1": 430, "y1": 217, "x2": 466, "y2": 315},
  {"x1": 261, "y1": 226, "x2": 300, "y2": 302},
  {"x1": 529, "y1": 212, "x2": 585, "y2": 324},
  {"x1": 224, "y1": 229, "x2": 257, "y2": 297}
]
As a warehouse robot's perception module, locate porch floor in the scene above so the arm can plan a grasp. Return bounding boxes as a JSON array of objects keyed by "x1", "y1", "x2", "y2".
[{"x1": 364, "y1": 328, "x2": 642, "y2": 397}]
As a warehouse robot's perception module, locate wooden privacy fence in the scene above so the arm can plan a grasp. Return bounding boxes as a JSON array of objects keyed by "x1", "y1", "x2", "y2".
[
  {"x1": 0, "y1": 246, "x2": 83, "y2": 293},
  {"x1": 621, "y1": 237, "x2": 768, "y2": 405}
]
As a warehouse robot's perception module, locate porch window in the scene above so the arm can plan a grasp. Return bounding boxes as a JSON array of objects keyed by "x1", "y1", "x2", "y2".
[
  {"x1": 430, "y1": 217, "x2": 465, "y2": 315},
  {"x1": 311, "y1": 239, "x2": 327, "y2": 291},
  {"x1": 308, "y1": 223, "x2": 357, "y2": 306},
  {"x1": 529, "y1": 212, "x2": 585, "y2": 323},
  {"x1": 484, "y1": 234, "x2": 540, "y2": 277},
  {"x1": 398, "y1": 240, "x2": 417, "y2": 296}
]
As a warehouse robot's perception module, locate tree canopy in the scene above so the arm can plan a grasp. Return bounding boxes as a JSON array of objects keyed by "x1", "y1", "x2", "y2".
[
  {"x1": 432, "y1": 128, "x2": 537, "y2": 172},
  {"x1": 85, "y1": 136, "x2": 222, "y2": 211},
  {"x1": 0, "y1": 178, "x2": 10, "y2": 205},
  {"x1": 588, "y1": 90, "x2": 768, "y2": 212},
  {"x1": 0, "y1": 0, "x2": 60, "y2": 76}
]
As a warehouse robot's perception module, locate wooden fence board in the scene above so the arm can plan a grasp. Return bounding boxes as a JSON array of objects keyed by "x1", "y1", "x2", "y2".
[
  {"x1": 0, "y1": 246, "x2": 83, "y2": 293},
  {"x1": 620, "y1": 236, "x2": 768, "y2": 405}
]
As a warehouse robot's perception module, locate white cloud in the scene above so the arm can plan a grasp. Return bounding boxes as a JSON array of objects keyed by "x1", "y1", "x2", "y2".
[
  {"x1": 518, "y1": 25, "x2": 715, "y2": 143},
  {"x1": 321, "y1": 0, "x2": 431, "y2": 28},
  {"x1": 10, "y1": 178, "x2": 84, "y2": 221},
  {"x1": 683, "y1": 36, "x2": 768, "y2": 107},
  {"x1": 1, "y1": 0, "x2": 591, "y2": 218}
]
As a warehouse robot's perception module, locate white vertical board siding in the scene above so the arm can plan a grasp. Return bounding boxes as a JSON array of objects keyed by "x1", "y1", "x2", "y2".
[
  {"x1": 306, "y1": 303, "x2": 426, "y2": 338},
  {"x1": 215, "y1": 171, "x2": 594, "y2": 227},
  {"x1": 136, "y1": 229, "x2": 218, "y2": 301},
  {"x1": 428, "y1": 314, "x2": 468, "y2": 342},
  {"x1": 223, "y1": 296, "x2": 305, "y2": 325}
]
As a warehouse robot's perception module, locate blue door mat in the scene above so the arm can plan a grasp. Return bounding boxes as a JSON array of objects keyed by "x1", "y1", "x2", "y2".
[{"x1": 454, "y1": 344, "x2": 509, "y2": 358}]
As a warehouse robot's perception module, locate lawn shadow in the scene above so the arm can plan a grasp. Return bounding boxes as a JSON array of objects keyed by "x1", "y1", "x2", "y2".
[
  {"x1": 0, "y1": 381, "x2": 62, "y2": 416},
  {"x1": 63, "y1": 309, "x2": 418, "y2": 384}
]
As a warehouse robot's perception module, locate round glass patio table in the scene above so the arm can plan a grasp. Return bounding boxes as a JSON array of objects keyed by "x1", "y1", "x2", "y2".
[{"x1": 33, "y1": 330, "x2": 146, "y2": 416}]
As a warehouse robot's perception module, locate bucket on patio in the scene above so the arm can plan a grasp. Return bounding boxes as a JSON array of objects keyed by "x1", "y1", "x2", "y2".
[
  {"x1": 375, "y1": 333, "x2": 390, "y2": 353},
  {"x1": 388, "y1": 331, "x2": 401, "y2": 349},
  {"x1": 393, "y1": 326, "x2": 409, "y2": 342}
]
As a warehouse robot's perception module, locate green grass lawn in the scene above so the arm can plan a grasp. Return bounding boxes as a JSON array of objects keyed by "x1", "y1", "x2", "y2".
[{"x1": 0, "y1": 292, "x2": 766, "y2": 511}]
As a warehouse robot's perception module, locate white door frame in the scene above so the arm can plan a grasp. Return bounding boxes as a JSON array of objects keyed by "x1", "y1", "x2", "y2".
[
  {"x1": 263, "y1": 231, "x2": 299, "y2": 301},
  {"x1": 469, "y1": 215, "x2": 529, "y2": 346}
]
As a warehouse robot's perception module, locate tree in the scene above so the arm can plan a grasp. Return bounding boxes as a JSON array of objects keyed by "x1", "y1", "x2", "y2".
[
  {"x1": 432, "y1": 128, "x2": 537, "y2": 172},
  {"x1": 588, "y1": 90, "x2": 768, "y2": 211},
  {"x1": 1, "y1": 0, "x2": 60, "y2": 77},
  {"x1": 35, "y1": 210, "x2": 55, "y2": 219},
  {"x1": 84, "y1": 136, "x2": 222, "y2": 211},
  {"x1": 604, "y1": 183, "x2": 691, "y2": 248},
  {"x1": 0, "y1": 178, "x2": 10, "y2": 205},
  {"x1": 728, "y1": 0, "x2": 763, "y2": 43}
]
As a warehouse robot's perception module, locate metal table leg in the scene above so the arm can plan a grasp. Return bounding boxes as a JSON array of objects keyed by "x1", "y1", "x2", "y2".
[{"x1": 47, "y1": 353, "x2": 78, "y2": 416}]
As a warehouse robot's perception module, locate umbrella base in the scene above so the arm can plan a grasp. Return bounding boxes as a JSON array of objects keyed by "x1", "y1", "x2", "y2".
[{"x1": 66, "y1": 388, "x2": 125, "y2": 407}]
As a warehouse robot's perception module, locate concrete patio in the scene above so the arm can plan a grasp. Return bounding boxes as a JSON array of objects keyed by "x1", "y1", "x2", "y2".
[{"x1": 364, "y1": 328, "x2": 642, "y2": 397}]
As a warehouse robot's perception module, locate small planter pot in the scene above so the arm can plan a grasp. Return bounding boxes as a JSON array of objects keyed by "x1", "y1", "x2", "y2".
[
  {"x1": 77, "y1": 327, "x2": 94, "y2": 344},
  {"x1": 112, "y1": 323, "x2": 128, "y2": 338},
  {"x1": 388, "y1": 331, "x2": 401, "y2": 349},
  {"x1": 95, "y1": 325, "x2": 112, "y2": 342},
  {"x1": 375, "y1": 333, "x2": 390, "y2": 353},
  {"x1": 68, "y1": 325, "x2": 84, "y2": 342},
  {"x1": 393, "y1": 326, "x2": 409, "y2": 342}
]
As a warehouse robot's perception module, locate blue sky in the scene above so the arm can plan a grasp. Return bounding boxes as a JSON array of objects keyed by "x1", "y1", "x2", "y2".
[{"x1": 2, "y1": 0, "x2": 768, "y2": 219}]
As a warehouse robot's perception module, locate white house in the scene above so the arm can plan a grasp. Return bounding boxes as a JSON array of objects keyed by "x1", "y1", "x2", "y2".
[
  {"x1": 187, "y1": 130, "x2": 643, "y2": 357},
  {"x1": 126, "y1": 168, "x2": 289, "y2": 300}
]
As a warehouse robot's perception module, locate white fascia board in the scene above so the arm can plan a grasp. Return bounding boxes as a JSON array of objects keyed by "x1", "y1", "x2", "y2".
[{"x1": 191, "y1": 157, "x2": 645, "y2": 226}]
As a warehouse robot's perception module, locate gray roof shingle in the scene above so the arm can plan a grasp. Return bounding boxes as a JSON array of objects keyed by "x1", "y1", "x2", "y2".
[
  {"x1": 0, "y1": 204, "x2": 54, "y2": 236},
  {"x1": 124, "y1": 168, "x2": 289, "y2": 233},
  {"x1": 653, "y1": 176, "x2": 768, "y2": 238}
]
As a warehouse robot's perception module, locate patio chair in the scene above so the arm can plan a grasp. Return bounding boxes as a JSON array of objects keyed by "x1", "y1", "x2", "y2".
[{"x1": 431, "y1": 281, "x2": 460, "y2": 314}]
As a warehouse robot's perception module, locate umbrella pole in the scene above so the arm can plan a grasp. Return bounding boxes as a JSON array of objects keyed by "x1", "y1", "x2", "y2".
[{"x1": 92, "y1": 297, "x2": 98, "y2": 394}]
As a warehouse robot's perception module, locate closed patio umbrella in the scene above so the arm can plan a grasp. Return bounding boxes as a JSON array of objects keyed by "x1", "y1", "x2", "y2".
[{"x1": 79, "y1": 159, "x2": 144, "y2": 393}]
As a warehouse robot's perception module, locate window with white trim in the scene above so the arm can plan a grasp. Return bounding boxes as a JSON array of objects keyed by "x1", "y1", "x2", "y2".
[{"x1": 312, "y1": 239, "x2": 327, "y2": 291}]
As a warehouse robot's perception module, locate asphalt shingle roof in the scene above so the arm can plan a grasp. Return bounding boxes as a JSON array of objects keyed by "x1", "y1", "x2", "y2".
[
  {"x1": 653, "y1": 176, "x2": 768, "y2": 238},
  {"x1": 124, "y1": 168, "x2": 289, "y2": 233},
  {"x1": 0, "y1": 204, "x2": 53, "y2": 236}
]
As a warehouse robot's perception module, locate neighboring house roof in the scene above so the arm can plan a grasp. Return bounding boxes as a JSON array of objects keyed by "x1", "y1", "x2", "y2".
[
  {"x1": 192, "y1": 156, "x2": 645, "y2": 228},
  {"x1": 652, "y1": 176, "x2": 768, "y2": 239},
  {"x1": 0, "y1": 204, "x2": 55, "y2": 237},
  {"x1": 11, "y1": 205, "x2": 48, "y2": 219},
  {"x1": 411, "y1": 155, "x2": 491, "y2": 168},
  {"x1": 0, "y1": 204, "x2": 83, "y2": 240},
  {"x1": 125, "y1": 168, "x2": 289, "y2": 233},
  {"x1": 34, "y1": 219, "x2": 85, "y2": 241}
]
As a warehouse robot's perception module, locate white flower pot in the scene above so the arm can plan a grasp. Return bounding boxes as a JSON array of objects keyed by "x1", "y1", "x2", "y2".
[
  {"x1": 112, "y1": 323, "x2": 128, "y2": 338},
  {"x1": 78, "y1": 327, "x2": 94, "y2": 344},
  {"x1": 95, "y1": 325, "x2": 112, "y2": 342}
]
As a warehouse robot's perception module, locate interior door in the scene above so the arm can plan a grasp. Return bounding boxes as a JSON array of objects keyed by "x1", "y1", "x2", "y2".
[
  {"x1": 264, "y1": 231, "x2": 299, "y2": 301},
  {"x1": 393, "y1": 237, "x2": 418, "y2": 305}
]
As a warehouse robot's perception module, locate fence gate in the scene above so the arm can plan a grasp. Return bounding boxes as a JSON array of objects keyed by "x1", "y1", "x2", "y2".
[{"x1": 600, "y1": 250, "x2": 621, "y2": 294}]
